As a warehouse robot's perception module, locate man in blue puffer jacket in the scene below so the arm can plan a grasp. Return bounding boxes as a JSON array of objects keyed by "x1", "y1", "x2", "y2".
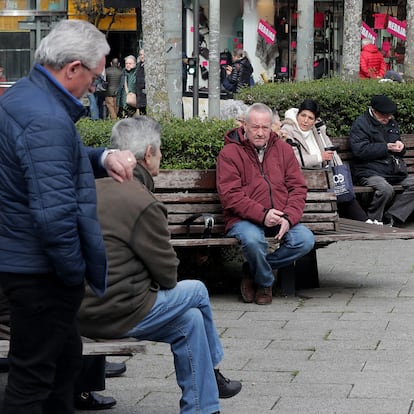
[{"x1": 0, "y1": 19, "x2": 136, "y2": 414}]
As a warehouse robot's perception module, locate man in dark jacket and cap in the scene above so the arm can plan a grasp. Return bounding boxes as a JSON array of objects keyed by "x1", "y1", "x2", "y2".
[{"x1": 350, "y1": 95, "x2": 414, "y2": 226}]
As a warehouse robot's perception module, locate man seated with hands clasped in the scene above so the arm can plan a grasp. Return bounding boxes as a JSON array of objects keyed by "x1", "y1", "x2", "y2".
[
  {"x1": 349, "y1": 94, "x2": 414, "y2": 227},
  {"x1": 216, "y1": 103, "x2": 315, "y2": 305}
]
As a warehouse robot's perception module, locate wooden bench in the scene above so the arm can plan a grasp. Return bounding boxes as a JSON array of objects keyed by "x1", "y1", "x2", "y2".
[
  {"x1": 154, "y1": 168, "x2": 414, "y2": 295},
  {"x1": 0, "y1": 323, "x2": 145, "y2": 359},
  {"x1": 331, "y1": 133, "x2": 414, "y2": 195}
]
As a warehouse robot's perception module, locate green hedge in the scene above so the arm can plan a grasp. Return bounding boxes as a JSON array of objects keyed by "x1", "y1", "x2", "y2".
[
  {"x1": 236, "y1": 77, "x2": 414, "y2": 136},
  {"x1": 76, "y1": 117, "x2": 235, "y2": 169},
  {"x1": 76, "y1": 78, "x2": 414, "y2": 169}
]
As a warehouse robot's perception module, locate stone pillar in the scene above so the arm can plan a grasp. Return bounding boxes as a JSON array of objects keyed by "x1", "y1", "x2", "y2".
[
  {"x1": 342, "y1": 0, "x2": 362, "y2": 80},
  {"x1": 296, "y1": 0, "x2": 314, "y2": 80}
]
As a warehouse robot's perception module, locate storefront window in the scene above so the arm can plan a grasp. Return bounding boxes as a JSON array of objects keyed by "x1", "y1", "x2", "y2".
[
  {"x1": 362, "y1": 0, "x2": 406, "y2": 74},
  {"x1": 0, "y1": 0, "x2": 66, "y2": 11}
]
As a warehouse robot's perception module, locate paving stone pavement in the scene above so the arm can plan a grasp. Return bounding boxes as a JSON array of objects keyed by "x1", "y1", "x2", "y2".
[{"x1": 2, "y1": 238, "x2": 414, "y2": 413}]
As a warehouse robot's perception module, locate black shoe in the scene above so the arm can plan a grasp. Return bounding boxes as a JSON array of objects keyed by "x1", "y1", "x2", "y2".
[
  {"x1": 105, "y1": 361, "x2": 126, "y2": 378},
  {"x1": 214, "y1": 369, "x2": 242, "y2": 399},
  {"x1": 384, "y1": 214, "x2": 403, "y2": 227},
  {"x1": 74, "y1": 392, "x2": 117, "y2": 410}
]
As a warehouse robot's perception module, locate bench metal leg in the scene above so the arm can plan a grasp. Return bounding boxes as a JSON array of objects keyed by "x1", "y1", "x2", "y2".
[
  {"x1": 277, "y1": 264, "x2": 296, "y2": 296},
  {"x1": 294, "y1": 248, "x2": 319, "y2": 289},
  {"x1": 276, "y1": 248, "x2": 319, "y2": 296}
]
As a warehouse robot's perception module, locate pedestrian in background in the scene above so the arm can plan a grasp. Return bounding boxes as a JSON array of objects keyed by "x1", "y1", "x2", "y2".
[
  {"x1": 359, "y1": 38, "x2": 386, "y2": 79},
  {"x1": 105, "y1": 58, "x2": 122, "y2": 120},
  {"x1": 117, "y1": 55, "x2": 137, "y2": 118},
  {"x1": 135, "y1": 49, "x2": 147, "y2": 115},
  {"x1": 222, "y1": 49, "x2": 253, "y2": 93}
]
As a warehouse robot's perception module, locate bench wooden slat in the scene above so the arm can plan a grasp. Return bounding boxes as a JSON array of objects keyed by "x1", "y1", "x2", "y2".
[
  {"x1": 153, "y1": 167, "x2": 414, "y2": 295},
  {"x1": 0, "y1": 323, "x2": 145, "y2": 358},
  {"x1": 0, "y1": 339, "x2": 146, "y2": 358}
]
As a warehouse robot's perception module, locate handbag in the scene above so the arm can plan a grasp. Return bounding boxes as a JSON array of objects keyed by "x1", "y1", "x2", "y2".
[
  {"x1": 126, "y1": 92, "x2": 137, "y2": 108},
  {"x1": 124, "y1": 78, "x2": 137, "y2": 108},
  {"x1": 330, "y1": 161, "x2": 356, "y2": 203},
  {"x1": 391, "y1": 155, "x2": 408, "y2": 176}
]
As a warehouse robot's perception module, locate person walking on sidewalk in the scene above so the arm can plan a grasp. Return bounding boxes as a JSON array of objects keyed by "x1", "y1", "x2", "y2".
[
  {"x1": 216, "y1": 103, "x2": 315, "y2": 305},
  {"x1": 78, "y1": 116, "x2": 242, "y2": 414}
]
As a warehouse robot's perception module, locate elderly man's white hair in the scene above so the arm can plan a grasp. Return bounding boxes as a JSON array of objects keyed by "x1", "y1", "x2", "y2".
[
  {"x1": 34, "y1": 19, "x2": 109, "y2": 71},
  {"x1": 110, "y1": 116, "x2": 161, "y2": 160}
]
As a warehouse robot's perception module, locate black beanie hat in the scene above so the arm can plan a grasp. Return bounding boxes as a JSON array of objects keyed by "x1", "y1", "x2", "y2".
[
  {"x1": 298, "y1": 99, "x2": 320, "y2": 118},
  {"x1": 370, "y1": 95, "x2": 397, "y2": 114}
]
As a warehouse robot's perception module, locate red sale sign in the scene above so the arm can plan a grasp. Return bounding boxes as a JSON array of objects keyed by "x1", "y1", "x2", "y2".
[
  {"x1": 361, "y1": 22, "x2": 377, "y2": 42},
  {"x1": 257, "y1": 19, "x2": 276, "y2": 44},
  {"x1": 386, "y1": 16, "x2": 406, "y2": 41}
]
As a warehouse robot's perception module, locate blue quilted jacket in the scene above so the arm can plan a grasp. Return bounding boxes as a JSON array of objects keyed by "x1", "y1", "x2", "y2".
[{"x1": 0, "y1": 64, "x2": 108, "y2": 296}]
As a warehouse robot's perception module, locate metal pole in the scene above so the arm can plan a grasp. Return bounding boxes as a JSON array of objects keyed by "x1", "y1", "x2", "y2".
[{"x1": 192, "y1": 0, "x2": 199, "y2": 117}]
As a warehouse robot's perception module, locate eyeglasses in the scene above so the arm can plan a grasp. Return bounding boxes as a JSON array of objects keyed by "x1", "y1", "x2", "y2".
[{"x1": 80, "y1": 62, "x2": 102, "y2": 84}]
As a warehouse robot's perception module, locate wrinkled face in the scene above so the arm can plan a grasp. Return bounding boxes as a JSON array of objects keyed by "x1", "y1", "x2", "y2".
[
  {"x1": 245, "y1": 110, "x2": 272, "y2": 149},
  {"x1": 125, "y1": 58, "x2": 136, "y2": 70},
  {"x1": 71, "y1": 56, "x2": 106, "y2": 99},
  {"x1": 139, "y1": 50, "x2": 145, "y2": 63},
  {"x1": 373, "y1": 109, "x2": 394, "y2": 125},
  {"x1": 297, "y1": 109, "x2": 316, "y2": 131}
]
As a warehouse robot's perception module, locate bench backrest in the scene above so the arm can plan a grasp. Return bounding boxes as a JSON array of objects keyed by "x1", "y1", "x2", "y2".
[
  {"x1": 331, "y1": 133, "x2": 414, "y2": 175},
  {"x1": 153, "y1": 169, "x2": 339, "y2": 239}
]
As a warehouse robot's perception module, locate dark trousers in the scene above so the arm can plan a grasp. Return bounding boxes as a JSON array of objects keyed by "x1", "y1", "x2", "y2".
[
  {"x1": 0, "y1": 272, "x2": 84, "y2": 414},
  {"x1": 337, "y1": 198, "x2": 368, "y2": 221},
  {"x1": 74, "y1": 356, "x2": 105, "y2": 393}
]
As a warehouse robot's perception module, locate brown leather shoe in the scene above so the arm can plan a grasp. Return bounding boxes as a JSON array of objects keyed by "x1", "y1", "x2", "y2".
[
  {"x1": 255, "y1": 286, "x2": 273, "y2": 305},
  {"x1": 240, "y1": 263, "x2": 255, "y2": 303}
]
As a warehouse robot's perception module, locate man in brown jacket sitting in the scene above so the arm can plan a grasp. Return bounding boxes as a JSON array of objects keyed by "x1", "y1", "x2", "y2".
[{"x1": 78, "y1": 116, "x2": 242, "y2": 414}]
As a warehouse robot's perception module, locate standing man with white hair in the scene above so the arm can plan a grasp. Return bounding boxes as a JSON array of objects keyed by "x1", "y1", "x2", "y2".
[{"x1": 0, "y1": 19, "x2": 136, "y2": 414}]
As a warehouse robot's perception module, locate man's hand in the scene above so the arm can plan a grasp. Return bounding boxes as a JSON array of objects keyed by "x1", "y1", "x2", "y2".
[
  {"x1": 104, "y1": 150, "x2": 136, "y2": 183},
  {"x1": 276, "y1": 217, "x2": 290, "y2": 240},
  {"x1": 387, "y1": 140, "x2": 404, "y2": 153},
  {"x1": 264, "y1": 208, "x2": 291, "y2": 240}
]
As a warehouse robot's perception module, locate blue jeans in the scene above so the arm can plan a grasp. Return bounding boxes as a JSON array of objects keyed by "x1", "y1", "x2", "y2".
[
  {"x1": 227, "y1": 221, "x2": 315, "y2": 287},
  {"x1": 126, "y1": 279, "x2": 223, "y2": 414}
]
